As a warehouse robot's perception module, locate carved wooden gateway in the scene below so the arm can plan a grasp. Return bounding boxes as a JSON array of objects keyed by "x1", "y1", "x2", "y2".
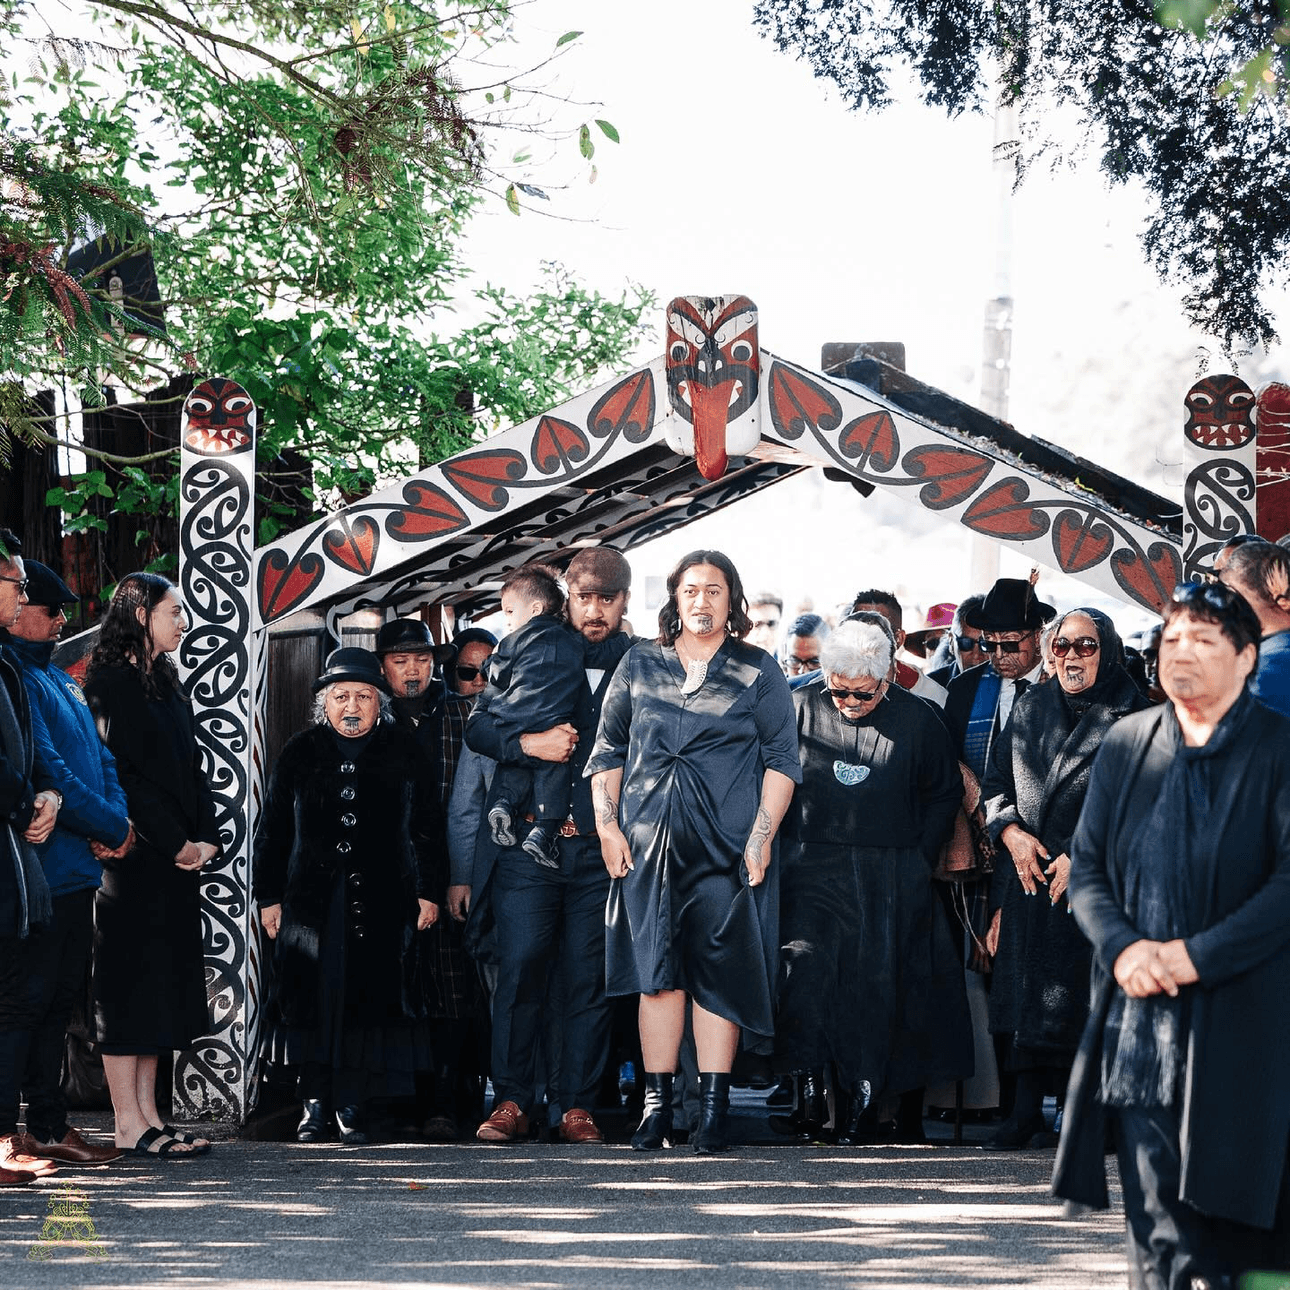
[{"x1": 172, "y1": 296, "x2": 1281, "y2": 1122}]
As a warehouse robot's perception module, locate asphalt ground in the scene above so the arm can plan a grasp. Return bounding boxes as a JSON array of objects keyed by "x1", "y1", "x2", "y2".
[{"x1": 0, "y1": 1098, "x2": 1128, "y2": 1290}]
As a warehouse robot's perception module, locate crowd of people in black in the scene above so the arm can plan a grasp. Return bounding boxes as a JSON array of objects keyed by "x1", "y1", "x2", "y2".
[{"x1": 2, "y1": 522, "x2": 1289, "y2": 1287}]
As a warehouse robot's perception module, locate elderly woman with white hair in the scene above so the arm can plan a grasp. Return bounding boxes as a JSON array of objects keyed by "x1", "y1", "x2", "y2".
[
  {"x1": 253, "y1": 648, "x2": 443, "y2": 1144},
  {"x1": 773, "y1": 618, "x2": 973, "y2": 1143}
]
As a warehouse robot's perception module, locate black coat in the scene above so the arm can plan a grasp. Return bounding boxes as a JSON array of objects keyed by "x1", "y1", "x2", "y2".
[
  {"x1": 0, "y1": 644, "x2": 51, "y2": 937},
  {"x1": 1052, "y1": 700, "x2": 1290, "y2": 1230},
  {"x1": 983, "y1": 668, "x2": 1149, "y2": 1050},
  {"x1": 84, "y1": 662, "x2": 219, "y2": 1049},
  {"x1": 253, "y1": 721, "x2": 444, "y2": 1028}
]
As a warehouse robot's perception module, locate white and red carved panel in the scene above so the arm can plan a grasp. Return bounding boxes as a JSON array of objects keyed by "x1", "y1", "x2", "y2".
[
  {"x1": 1180, "y1": 374, "x2": 1257, "y2": 579},
  {"x1": 1256, "y1": 381, "x2": 1290, "y2": 543},
  {"x1": 757, "y1": 355, "x2": 1182, "y2": 614}
]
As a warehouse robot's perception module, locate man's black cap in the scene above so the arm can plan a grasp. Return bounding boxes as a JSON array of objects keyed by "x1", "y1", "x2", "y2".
[
  {"x1": 375, "y1": 618, "x2": 454, "y2": 665},
  {"x1": 23, "y1": 560, "x2": 78, "y2": 608},
  {"x1": 312, "y1": 647, "x2": 390, "y2": 694}
]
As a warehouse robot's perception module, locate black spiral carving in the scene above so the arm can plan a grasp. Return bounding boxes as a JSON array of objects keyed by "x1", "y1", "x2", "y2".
[
  {"x1": 1183, "y1": 458, "x2": 1256, "y2": 580},
  {"x1": 177, "y1": 454, "x2": 254, "y2": 1120}
]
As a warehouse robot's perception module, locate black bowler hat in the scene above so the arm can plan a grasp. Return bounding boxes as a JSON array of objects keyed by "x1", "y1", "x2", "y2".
[
  {"x1": 374, "y1": 617, "x2": 455, "y2": 666},
  {"x1": 964, "y1": 578, "x2": 1055, "y2": 632},
  {"x1": 23, "y1": 560, "x2": 78, "y2": 608},
  {"x1": 312, "y1": 647, "x2": 390, "y2": 694}
]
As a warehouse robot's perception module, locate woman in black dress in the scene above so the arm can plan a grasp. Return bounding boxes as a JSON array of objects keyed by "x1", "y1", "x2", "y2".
[
  {"x1": 254, "y1": 648, "x2": 442, "y2": 1144},
  {"x1": 773, "y1": 617, "x2": 971, "y2": 1143},
  {"x1": 85, "y1": 573, "x2": 219, "y2": 1158},
  {"x1": 982, "y1": 608, "x2": 1149, "y2": 1149},
  {"x1": 588, "y1": 550, "x2": 800, "y2": 1153}
]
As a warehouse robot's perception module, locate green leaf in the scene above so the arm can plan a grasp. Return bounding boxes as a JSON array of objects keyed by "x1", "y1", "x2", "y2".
[
  {"x1": 579, "y1": 123, "x2": 594, "y2": 159},
  {"x1": 594, "y1": 118, "x2": 620, "y2": 143},
  {"x1": 512, "y1": 150, "x2": 531, "y2": 164},
  {"x1": 505, "y1": 183, "x2": 520, "y2": 215},
  {"x1": 556, "y1": 30, "x2": 582, "y2": 48}
]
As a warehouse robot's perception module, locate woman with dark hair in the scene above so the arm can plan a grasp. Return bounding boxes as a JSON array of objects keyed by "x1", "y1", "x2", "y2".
[
  {"x1": 981, "y1": 608, "x2": 1150, "y2": 1149},
  {"x1": 1054, "y1": 582, "x2": 1290, "y2": 1284},
  {"x1": 587, "y1": 549, "x2": 800, "y2": 1153},
  {"x1": 84, "y1": 573, "x2": 219, "y2": 1158}
]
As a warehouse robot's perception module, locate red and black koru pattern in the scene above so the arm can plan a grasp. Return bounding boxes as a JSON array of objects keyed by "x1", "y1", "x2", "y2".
[
  {"x1": 664, "y1": 295, "x2": 759, "y2": 482},
  {"x1": 257, "y1": 366, "x2": 658, "y2": 623},
  {"x1": 1182, "y1": 374, "x2": 1257, "y2": 579},
  {"x1": 183, "y1": 377, "x2": 255, "y2": 456},
  {"x1": 763, "y1": 359, "x2": 1181, "y2": 613}
]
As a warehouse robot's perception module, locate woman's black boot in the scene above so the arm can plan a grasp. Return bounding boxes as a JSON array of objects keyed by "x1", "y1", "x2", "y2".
[
  {"x1": 296, "y1": 1100, "x2": 328, "y2": 1143},
  {"x1": 832, "y1": 1081, "x2": 872, "y2": 1146},
  {"x1": 631, "y1": 1072, "x2": 674, "y2": 1150},
  {"x1": 768, "y1": 1069, "x2": 826, "y2": 1137},
  {"x1": 335, "y1": 1105, "x2": 370, "y2": 1145},
  {"x1": 692, "y1": 1073, "x2": 732, "y2": 1154}
]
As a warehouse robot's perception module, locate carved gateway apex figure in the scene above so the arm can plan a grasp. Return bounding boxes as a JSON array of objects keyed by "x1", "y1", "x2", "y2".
[{"x1": 664, "y1": 295, "x2": 760, "y2": 481}]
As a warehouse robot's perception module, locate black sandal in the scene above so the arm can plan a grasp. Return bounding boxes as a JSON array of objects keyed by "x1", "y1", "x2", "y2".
[
  {"x1": 126, "y1": 1127, "x2": 201, "y2": 1159},
  {"x1": 162, "y1": 1124, "x2": 211, "y2": 1153}
]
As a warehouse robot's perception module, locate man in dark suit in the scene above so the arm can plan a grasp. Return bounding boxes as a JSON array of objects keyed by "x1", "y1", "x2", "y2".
[{"x1": 464, "y1": 546, "x2": 634, "y2": 1145}]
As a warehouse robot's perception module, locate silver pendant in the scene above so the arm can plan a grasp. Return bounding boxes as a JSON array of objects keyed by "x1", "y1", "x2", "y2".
[
  {"x1": 680, "y1": 659, "x2": 708, "y2": 696},
  {"x1": 833, "y1": 761, "x2": 869, "y2": 786}
]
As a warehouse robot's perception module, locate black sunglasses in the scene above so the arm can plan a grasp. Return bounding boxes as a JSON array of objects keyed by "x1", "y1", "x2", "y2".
[
  {"x1": 1052, "y1": 636, "x2": 1099, "y2": 658},
  {"x1": 954, "y1": 634, "x2": 982, "y2": 651},
  {"x1": 455, "y1": 664, "x2": 484, "y2": 682},
  {"x1": 825, "y1": 685, "x2": 882, "y2": 702},
  {"x1": 979, "y1": 635, "x2": 1034, "y2": 654},
  {"x1": 1172, "y1": 580, "x2": 1242, "y2": 613}
]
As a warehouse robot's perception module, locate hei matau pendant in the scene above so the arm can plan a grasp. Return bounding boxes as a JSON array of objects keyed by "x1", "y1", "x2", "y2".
[
  {"x1": 680, "y1": 659, "x2": 708, "y2": 696},
  {"x1": 833, "y1": 761, "x2": 869, "y2": 786}
]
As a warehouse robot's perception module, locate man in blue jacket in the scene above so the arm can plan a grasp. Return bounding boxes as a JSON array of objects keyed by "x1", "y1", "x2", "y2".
[{"x1": 2, "y1": 561, "x2": 131, "y2": 1167}]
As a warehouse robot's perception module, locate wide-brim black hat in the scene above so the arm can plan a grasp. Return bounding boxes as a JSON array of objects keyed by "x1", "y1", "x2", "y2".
[
  {"x1": 374, "y1": 617, "x2": 455, "y2": 666},
  {"x1": 963, "y1": 578, "x2": 1055, "y2": 632},
  {"x1": 312, "y1": 647, "x2": 390, "y2": 694},
  {"x1": 22, "y1": 560, "x2": 78, "y2": 608}
]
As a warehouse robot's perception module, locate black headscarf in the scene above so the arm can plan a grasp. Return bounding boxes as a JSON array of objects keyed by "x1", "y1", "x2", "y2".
[{"x1": 1051, "y1": 607, "x2": 1128, "y2": 717}]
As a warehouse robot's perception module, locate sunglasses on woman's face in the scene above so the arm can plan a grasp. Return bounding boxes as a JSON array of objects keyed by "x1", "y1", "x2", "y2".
[
  {"x1": 826, "y1": 685, "x2": 881, "y2": 702},
  {"x1": 978, "y1": 635, "x2": 1032, "y2": 654},
  {"x1": 1172, "y1": 580, "x2": 1242, "y2": 614},
  {"x1": 455, "y1": 665, "x2": 484, "y2": 682},
  {"x1": 1052, "y1": 636, "x2": 1099, "y2": 658}
]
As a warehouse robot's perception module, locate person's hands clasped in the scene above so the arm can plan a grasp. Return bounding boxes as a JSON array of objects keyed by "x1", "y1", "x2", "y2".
[
  {"x1": 1001, "y1": 824, "x2": 1049, "y2": 896},
  {"x1": 519, "y1": 723, "x2": 578, "y2": 763},
  {"x1": 91, "y1": 821, "x2": 136, "y2": 861},
  {"x1": 416, "y1": 898, "x2": 439, "y2": 931},
  {"x1": 600, "y1": 826, "x2": 633, "y2": 879},
  {"x1": 24, "y1": 791, "x2": 60, "y2": 844},
  {"x1": 174, "y1": 840, "x2": 205, "y2": 871},
  {"x1": 446, "y1": 884, "x2": 472, "y2": 922},
  {"x1": 1045, "y1": 852, "x2": 1072, "y2": 906}
]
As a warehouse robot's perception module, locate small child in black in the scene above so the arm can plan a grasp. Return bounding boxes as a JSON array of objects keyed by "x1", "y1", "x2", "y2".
[{"x1": 479, "y1": 565, "x2": 625, "y2": 870}]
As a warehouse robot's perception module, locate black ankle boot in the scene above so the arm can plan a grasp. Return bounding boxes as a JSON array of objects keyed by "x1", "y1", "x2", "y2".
[
  {"x1": 832, "y1": 1081, "x2": 872, "y2": 1145},
  {"x1": 692, "y1": 1072, "x2": 732, "y2": 1154},
  {"x1": 631, "y1": 1072, "x2": 674, "y2": 1150},
  {"x1": 768, "y1": 1069, "x2": 827, "y2": 1137},
  {"x1": 335, "y1": 1105, "x2": 370, "y2": 1145},
  {"x1": 297, "y1": 1099, "x2": 328, "y2": 1142}
]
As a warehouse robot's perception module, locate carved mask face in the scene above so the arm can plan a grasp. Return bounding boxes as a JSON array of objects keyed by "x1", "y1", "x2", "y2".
[
  {"x1": 184, "y1": 377, "x2": 254, "y2": 455},
  {"x1": 1183, "y1": 375, "x2": 1255, "y2": 450},
  {"x1": 665, "y1": 295, "x2": 759, "y2": 481}
]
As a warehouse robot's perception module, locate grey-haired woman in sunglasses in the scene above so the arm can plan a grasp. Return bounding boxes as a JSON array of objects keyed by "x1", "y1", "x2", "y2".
[{"x1": 981, "y1": 609, "x2": 1150, "y2": 1152}]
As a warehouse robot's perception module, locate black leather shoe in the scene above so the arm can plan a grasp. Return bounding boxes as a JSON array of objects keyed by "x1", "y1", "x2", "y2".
[
  {"x1": 631, "y1": 1072, "x2": 674, "y2": 1150},
  {"x1": 832, "y1": 1082, "x2": 873, "y2": 1145},
  {"x1": 297, "y1": 1100, "x2": 328, "y2": 1143},
  {"x1": 335, "y1": 1105, "x2": 370, "y2": 1145},
  {"x1": 692, "y1": 1072, "x2": 731, "y2": 1154},
  {"x1": 982, "y1": 1113, "x2": 1046, "y2": 1150},
  {"x1": 768, "y1": 1069, "x2": 827, "y2": 1138}
]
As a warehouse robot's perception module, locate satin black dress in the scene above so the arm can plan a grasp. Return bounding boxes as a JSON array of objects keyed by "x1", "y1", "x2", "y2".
[{"x1": 585, "y1": 637, "x2": 800, "y2": 1039}]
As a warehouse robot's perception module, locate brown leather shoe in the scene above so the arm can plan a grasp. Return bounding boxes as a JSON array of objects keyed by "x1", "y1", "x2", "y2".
[
  {"x1": 23, "y1": 1128, "x2": 123, "y2": 1165},
  {"x1": 558, "y1": 1108, "x2": 603, "y2": 1144},
  {"x1": 0, "y1": 1165, "x2": 32, "y2": 1187},
  {"x1": 475, "y1": 1101, "x2": 529, "y2": 1143},
  {"x1": 0, "y1": 1133, "x2": 58, "y2": 1176}
]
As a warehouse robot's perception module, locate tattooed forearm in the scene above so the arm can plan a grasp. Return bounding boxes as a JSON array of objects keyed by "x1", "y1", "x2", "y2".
[
  {"x1": 593, "y1": 778, "x2": 620, "y2": 830},
  {"x1": 597, "y1": 792, "x2": 618, "y2": 827},
  {"x1": 745, "y1": 805, "x2": 771, "y2": 859}
]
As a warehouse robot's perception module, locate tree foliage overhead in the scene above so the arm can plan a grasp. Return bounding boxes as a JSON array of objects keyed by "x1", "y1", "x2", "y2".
[
  {"x1": 753, "y1": 0, "x2": 1290, "y2": 352},
  {"x1": 1, "y1": 0, "x2": 651, "y2": 543}
]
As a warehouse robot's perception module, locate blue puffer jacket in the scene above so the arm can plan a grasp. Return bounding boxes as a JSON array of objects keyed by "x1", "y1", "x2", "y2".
[{"x1": 6, "y1": 636, "x2": 130, "y2": 897}]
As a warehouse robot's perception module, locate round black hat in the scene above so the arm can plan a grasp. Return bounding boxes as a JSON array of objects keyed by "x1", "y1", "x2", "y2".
[
  {"x1": 963, "y1": 578, "x2": 1055, "y2": 632},
  {"x1": 23, "y1": 560, "x2": 78, "y2": 608},
  {"x1": 312, "y1": 647, "x2": 390, "y2": 694}
]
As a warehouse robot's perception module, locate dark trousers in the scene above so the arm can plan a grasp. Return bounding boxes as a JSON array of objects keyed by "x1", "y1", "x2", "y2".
[
  {"x1": 0, "y1": 888, "x2": 95, "y2": 1139},
  {"x1": 489, "y1": 835, "x2": 611, "y2": 1117},
  {"x1": 1114, "y1": 1105, "x2": 1290, "y2": 1289}
]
